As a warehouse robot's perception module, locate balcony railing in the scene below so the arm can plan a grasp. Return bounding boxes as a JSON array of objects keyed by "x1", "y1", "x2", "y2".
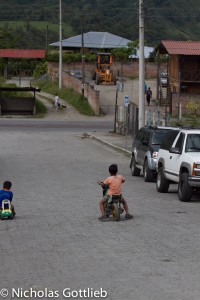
[{"x1": 181, "y1": 70, "x2": 200, "y2": 82}]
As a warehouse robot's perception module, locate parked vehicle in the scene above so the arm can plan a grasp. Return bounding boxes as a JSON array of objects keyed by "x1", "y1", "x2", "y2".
[
  {"x1": 156, "y1": 128, "x2": 200, "y2": 201},
  {"x1": 130, "y1": 126, "x2": 176, "y2": 182},
  {"x1": 95, "y1": 53, "x2": 116, "y2": 85},
  {"x1": 69, "y1": 70, "x2": 82, "y2": 80},
  {"x1": 160, "y1": 72, "x2": 168, "y2": 87}
]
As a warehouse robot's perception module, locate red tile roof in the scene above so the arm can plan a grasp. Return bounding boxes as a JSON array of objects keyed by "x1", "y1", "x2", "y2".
[
  {"x1": 161, "y1": 41, "x2": 200, "y2": 55},
  {"x1": 0, "y1": 49, "x2": 45, "y2": 58}
]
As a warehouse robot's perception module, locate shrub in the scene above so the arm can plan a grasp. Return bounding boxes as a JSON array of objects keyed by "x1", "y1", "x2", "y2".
[
  {"x1": 33, "y1": 61, "x2": 47, "y2": 78},
  {"x1": 185, "y1": 101, "x2": 200, "y2": 128},
  {"x1": 35, "y1": 99, "x2": 47, "y2": 114}
]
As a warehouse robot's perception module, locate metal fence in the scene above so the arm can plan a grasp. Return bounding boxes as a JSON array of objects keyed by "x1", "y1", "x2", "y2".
[
  {"x1": 115, "y1": 102, "x2": 171, "y2": 136},
  {"x1": 115, "y1": 103, "x2": 138, "y2": 136},
  {"x1": 145, "y1": 109, "x2": 171, "y2": 127}
]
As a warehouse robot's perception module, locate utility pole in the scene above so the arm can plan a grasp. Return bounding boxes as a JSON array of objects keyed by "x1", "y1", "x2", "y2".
[
  {"x1": 80, "y1": 1, "x2": 85, "y2": 97},
  {"x1": 114, "y1": 82, "x2": 119, "y2": 133},
  {"x1": 138, "y1": 0, "x2": 145, "y2": 129},
  {"x1": 46, "y1": 25, "x2": 49, "y2": 52},
  {"x1": 59, "y1": 0, "x2": 62, "y2": 89}
]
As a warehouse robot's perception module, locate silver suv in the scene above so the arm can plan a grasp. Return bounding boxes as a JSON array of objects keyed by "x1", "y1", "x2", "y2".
[{"x1": 130, "y1": 126, "x2": 175, "y2": 182}]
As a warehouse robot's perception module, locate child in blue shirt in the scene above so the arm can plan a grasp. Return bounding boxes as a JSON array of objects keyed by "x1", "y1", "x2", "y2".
[{"x1": 0, "y1": 181, "x2": 15, "y2": 216}]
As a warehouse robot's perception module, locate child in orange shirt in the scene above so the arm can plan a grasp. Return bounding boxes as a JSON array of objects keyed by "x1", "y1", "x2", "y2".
[{"x1": 98, "y1": 164, "x2": 133, "y2": 220}]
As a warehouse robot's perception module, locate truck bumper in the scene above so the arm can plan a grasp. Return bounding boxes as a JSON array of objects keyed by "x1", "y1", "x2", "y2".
[{"x1": 188, "y1": 176, "x2": 200, "y2": 187}]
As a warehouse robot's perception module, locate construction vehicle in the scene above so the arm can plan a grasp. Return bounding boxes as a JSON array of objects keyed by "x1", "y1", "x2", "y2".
[{"x1": 95, "y1": 53, "x2": 116, "y2": 85}]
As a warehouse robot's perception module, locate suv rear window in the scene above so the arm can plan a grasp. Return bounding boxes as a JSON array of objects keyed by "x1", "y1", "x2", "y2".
[
  {"x1": 160, "y1": 130, "x2": 180, "y2": 151},
  {"x1": 135, "y1": 128, "x2": 146, "y2": 141},
  {"x1": 151, "y1": 130, "x2": 170, "y2": 145}
]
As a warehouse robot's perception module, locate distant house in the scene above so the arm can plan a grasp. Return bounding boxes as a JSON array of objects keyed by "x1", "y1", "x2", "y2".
[
  {"x1": 50, "y1": 31, "x2": 132, "y2": 52},
  {"x1": 156, "y1": 40, "x2": 200, "y2": 113},
  {"x1": 130, "y1": 46, "x2": 154, "y2": 59}
]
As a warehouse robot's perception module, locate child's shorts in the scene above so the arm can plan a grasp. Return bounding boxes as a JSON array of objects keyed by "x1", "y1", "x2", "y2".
[{"x1": 103, "y1": 194, "x2": 124, "y2": 204}]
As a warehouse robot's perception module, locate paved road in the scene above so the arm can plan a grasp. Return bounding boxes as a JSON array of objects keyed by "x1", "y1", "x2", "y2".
[
  {"x1": 1, "y1": 123, "x2": 200, "y2": 300},
  {"x1": 0, "y1": 119, "x2": 113, "y2": 132},
  {"x1": 95, "y1": 78, "x2": 157, "y2": 115}
]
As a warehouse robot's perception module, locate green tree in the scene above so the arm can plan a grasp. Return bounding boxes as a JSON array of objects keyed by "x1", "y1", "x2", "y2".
[
  {"x1": 0, "y1": 26, "x2": 19, "y2": 48},
  {"x1": 33, "y1": 61, "x2": 47, "y2": 78}
]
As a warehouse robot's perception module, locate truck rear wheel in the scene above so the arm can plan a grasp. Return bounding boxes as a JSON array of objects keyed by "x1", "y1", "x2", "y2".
[
  {"x1": 131, "y1": 156, "x2": 140, "y2": 176},
  {"x1": 143, "y1": 160, "x2": 154, "y2": 182}
]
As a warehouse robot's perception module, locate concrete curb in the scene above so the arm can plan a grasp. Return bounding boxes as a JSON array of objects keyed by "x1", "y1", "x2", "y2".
[{"x1": 87, "y1": 133, "x2": 132, "y2": 157}]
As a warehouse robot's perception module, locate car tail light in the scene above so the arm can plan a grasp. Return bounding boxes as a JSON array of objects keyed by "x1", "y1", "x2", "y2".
[{"x1": 152, "y1": 152, "x2": 157, "y2": 158}]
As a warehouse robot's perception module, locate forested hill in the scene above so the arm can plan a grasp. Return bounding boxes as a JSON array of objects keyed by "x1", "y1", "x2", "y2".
[{"x1": 0, "y1": 0, "x2": 200, "y2": 49}]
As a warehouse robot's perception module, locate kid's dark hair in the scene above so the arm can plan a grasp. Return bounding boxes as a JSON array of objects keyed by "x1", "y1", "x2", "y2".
[
  {"x1": 109, "y1": 164, "x2": 118, "y2": 175},
  {"x1": 3, "y1": 181, "x2": 12, "y2": 189}
]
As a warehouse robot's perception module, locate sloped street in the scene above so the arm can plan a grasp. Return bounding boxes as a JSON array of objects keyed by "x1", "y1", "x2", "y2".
[{"x1": 0, "y1": 120, "x2": 200, "y2": 300}]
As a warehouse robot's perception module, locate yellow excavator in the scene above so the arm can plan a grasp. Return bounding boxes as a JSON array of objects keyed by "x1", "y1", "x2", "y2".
[{"x1": 95, "y1": 53, "x2": 116, "y2": 85}]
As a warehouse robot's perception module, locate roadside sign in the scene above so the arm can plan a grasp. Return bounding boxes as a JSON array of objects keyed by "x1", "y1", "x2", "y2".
[{"x1": 124, "y1": 95, "x2": 129, "y2": 107}]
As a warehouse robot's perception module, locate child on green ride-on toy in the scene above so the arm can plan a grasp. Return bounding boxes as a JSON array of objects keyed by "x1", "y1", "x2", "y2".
[
  {"x1": 98, "y1": 164, "x2": 133, "y2": 220},
  {"x1": 0, "y1": 181, "x2": 15, "y2": 216}
]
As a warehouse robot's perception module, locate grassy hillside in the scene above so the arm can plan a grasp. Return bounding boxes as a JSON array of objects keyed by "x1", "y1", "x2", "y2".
[
  {"x1": 0, "y1": 0, "x2": 200, "y2": 48},
  {"x1": 0, "y1": 21, "x2": 74, "y2": 44},
  {"x1": 0, "y1": 21, "x2": 73, "y2": 35}
]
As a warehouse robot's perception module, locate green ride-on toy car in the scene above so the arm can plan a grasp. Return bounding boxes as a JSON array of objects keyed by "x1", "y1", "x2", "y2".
[{"x1": 0, "y1": 199, "x2": 14, "y2": 220}]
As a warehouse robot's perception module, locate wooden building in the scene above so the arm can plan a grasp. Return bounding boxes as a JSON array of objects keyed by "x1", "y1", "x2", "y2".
[{"x1": 156, "y1": 41, "x2": 200, "y2": 114}]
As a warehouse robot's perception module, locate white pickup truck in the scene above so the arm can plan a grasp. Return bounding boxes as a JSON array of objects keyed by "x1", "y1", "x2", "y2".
[{"x1": 156, "y1": 129, "x2": 200, "y2": 201}]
